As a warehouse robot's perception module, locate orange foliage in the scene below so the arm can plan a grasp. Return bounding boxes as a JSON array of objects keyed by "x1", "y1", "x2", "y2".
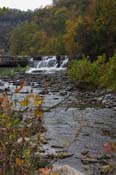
[
  {"x1": 64, "y1": 17, "x2": 82, "y2": 55},
  {"x1": 15, "y1": 81, "x2": 26, "y2": 93},
  {"x1": 87, "y1": 0, "x2": 96, "y2": 25},
  {"x1": 16, "y1": 157, "x2": 24, "y2": 166},
  {"x1": 38, "y1": 168, "x2": 51, "y2": 175},
  {"x1": 38, "y1": 168, "x2": 59, "y2": 175},
  {"x1": 104, "y1": 142, "x2": 116, "y2": 153},
  {"x1": 0, "y1": 92, "x2": 13, "y2": 111}
]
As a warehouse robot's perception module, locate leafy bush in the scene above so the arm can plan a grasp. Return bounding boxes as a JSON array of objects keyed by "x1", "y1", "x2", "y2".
[
  {"x1": 99, "y1": 54, "x2": 116, "y2": 90},
  {"x1": 69, "y1": 54, "x2": 116, "y2": 90},
  {"x1": 69, "y1": 57, "x2": 99, "y2": 88}
]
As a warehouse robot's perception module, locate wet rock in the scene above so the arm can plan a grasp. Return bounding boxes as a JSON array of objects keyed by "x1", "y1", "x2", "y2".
[
  {"x1": 59, "y1": 91, "x2": 67, "y2": 96},
  {"x1": 39, "y1": 149, "x2": 46, "y2": 153},
  {"x1": 0, "y1": 80, "x2": 10, "y2": 92},
  {"x1": 82, "y1": 133, "x2": 90, "y2": 137},
  {"x1": 0, "y1": 80, "x2": 4, "y2": 86},
  {"x1": 97, "y1": 154, "x2": 112, "y2": 160},
  {"x1": 81, "y1": 157, "x2": 98, "y2": 164},
  {"x1": 66, "y1": 87, "x2": 73, "y2": 91},
  {"x1": 46, "y1": 152, "x2": 74, "y2": 159},
  {"x1": 39, "y1": 90, "x2": 49, "y2": 95},
  {"x1": 42, "y1": 140, "x2": 48, "y2": 144},
  {"x1": 56, "y1": 153, "x2": 74, "y2": 159},
  {"x1": 52, "y1": 165, "x2": 85, "y2": 175},
  {"x1": 100, "y1": 164, "x2": 114, "y2": 174},
  {"x1": 101, "y1": 128, "x2": 116, "y2": 138},
  {"x1": 51, "y1": 145, "x2": 64, "y2": 149},
  {"x1": 95, "y1": 121, "x2": 104, "y2": 125},
  {"x1": 97, "y1": 97, "x2": 104, "y2": 102},
  {"x1": 13, "y1": 80, "x2": 21, "y2": 86},
  {"x1": 53, "y1": 97, "x2": 59, "y2": 100},
  {"x1": 81, "y1": 151, "x2": 89, "y2": 156}
]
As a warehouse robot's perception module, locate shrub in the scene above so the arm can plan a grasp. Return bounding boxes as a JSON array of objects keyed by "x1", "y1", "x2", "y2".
[
  {"x1": 99, "y1": 54, "x2": 116, "y2": 90},
  {"x1": 69, "y1": 54, "x2": 116, "y2": 90},
  {"x1": 69, "y1": 56, "x2": 99, "y2": 88},
  {"x1": 0, "y1": 83, "x2": 44, "y2": 175}
]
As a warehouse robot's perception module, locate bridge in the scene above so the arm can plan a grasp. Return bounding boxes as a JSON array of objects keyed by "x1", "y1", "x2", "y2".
[{"x1": 0, "y1": 55, "x2": 31, "y2": 67}]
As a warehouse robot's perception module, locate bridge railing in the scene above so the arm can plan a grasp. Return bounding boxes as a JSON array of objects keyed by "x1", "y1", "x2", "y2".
[{"x1": 0, "y1": 56, "x2": 30, "y2": 66}]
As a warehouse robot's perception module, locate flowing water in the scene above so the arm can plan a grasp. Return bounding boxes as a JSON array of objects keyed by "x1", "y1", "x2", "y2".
[{"x1": 26, "y1": 56, "x2": 68, "y2": 74}]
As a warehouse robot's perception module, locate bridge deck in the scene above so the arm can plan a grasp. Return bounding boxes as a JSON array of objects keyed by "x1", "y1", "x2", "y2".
[{"x1": 0, "y1": 56, "x2": 29, "y2": 67}]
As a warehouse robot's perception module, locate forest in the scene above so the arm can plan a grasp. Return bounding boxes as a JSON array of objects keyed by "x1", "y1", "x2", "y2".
[{"x1": 0, "y1": 0, "x2": 115, "y2": 59}]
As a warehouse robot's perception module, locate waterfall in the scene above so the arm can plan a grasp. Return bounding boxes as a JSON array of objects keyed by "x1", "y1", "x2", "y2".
[
  {"x1": 60, "y1": 58, "x2": 69, "y2": 68},
  {"x1": 37, "y1": 56, "x2": 58, "y2": 68},
  {"x1": 26, "y1": 56, "x2": 68, "y2": 74}
]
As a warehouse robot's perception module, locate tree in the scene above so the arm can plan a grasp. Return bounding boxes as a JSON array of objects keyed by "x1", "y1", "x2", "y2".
[
  {"x1": 64, "y1": 16, "x2": 83, "y2": 57},
  {"x1": 94, "y1": 0, "x2": 116, "y2": 56},
  {"x1": 71, "y1": 0, "x2": 116, "y2": 58},
  {"x1": 9, "y1": 22, "x2": 40, "y2": 55}
]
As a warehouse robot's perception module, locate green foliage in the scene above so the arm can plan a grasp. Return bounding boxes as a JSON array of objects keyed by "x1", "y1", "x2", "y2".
[
  {"x1": 0, "y1": 67, "x2": 26, "y2": 78},
  {"x1": 64, "y1": 16, "x2": 84, "y2": 56},
  {"x1": 9, "y1": 22, "x2": 40, "y2": 55},
  {"x1": 69, "y1": 0, "x2": 116, "y2": 58},
  {"x1": 8, "y1": 0, "x2": 88, "y2": 56},
  {"x1": 93, "y1": 0, "x2": 116, "y2": 56},
  {"x1": 69, "y1": 57, "x2": 99, "y2": 88},
  {"x1": 0, "y1": 7, "x2": 9, "y2": 15},
  {"x1": 0, "y1": 8, "x2": 33, "y2": 52},
  {"x1": 0, "y1": 0, "x2": 115, "y2": 59},
  {"x1": 99, "y1": 54, "x2": 116, "y2": 90},
  {"x1": 55, "y1": 35, "x2": 65, "y2": 55},
  {"x1": 69, "y1": 54, "x2": 116, "y2": 90},
  {"x1": 54, "y1": 0, "x2": 89, "y2": 9}
]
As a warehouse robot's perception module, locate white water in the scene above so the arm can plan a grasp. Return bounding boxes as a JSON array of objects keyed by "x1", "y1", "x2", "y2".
[
  {"x1": 0, "y1": 80, "x2": 9, "y2": 89},
  {"x1": 26, "y1": 56, "x2": 68, "y2": 74},
  {"x1": 60, "y1": 57, "x2": 69, "y2": 68}
]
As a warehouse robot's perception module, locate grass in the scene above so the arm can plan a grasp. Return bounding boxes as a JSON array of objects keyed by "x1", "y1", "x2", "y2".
[{"x1": 0, "y1": 66, "x2": 27, "y2": 78}]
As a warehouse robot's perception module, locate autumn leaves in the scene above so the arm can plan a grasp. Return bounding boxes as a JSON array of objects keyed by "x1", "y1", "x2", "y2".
[{"x1": 0, "y1": 82, "x2": 45, "y2": 175}]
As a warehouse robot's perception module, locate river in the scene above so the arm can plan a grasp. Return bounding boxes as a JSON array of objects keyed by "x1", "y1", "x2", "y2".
[{"x1": 0, "y1": 71, "x2": 116, "y2": 174}]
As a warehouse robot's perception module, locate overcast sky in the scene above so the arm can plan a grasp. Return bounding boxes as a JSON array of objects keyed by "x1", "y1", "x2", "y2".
[{"x1": 0, "y1": 0, "x2": 52, "y2": 11}]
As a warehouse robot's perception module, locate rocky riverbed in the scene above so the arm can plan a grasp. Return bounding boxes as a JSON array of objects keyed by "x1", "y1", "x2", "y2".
[{"x1": 0, "y1": 71, "x2": 116, "y2": 175}]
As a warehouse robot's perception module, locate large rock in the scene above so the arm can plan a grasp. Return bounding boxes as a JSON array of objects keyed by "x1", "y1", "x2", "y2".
[{"x1": 51, "y1": 165, "x2": 85, "y2": 175}]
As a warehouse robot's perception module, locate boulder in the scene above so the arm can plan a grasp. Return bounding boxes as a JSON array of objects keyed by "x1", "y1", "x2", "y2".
[{"x1": 51, "y1": 165, "x2": 85, "y2": 175}]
